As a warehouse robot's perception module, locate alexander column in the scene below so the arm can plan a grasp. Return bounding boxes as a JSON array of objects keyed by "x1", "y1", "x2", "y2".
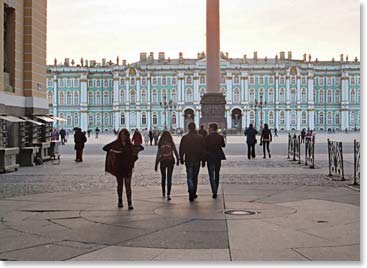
[{"x1": 200, "y1": 0, "x2": 227, "y2": 129}]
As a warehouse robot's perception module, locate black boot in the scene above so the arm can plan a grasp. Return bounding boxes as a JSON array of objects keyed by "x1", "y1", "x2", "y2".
[{"x1": 117, "y1": 186, "x2": 123, "y2": 208}]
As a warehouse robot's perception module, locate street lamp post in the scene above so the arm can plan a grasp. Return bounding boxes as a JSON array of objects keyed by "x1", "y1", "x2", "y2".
[
  {"x1": 160, "y1": 96, "x2": 176, "y2": 131},
  {"x1": 249, "y1": 95, "x2": 267, "y2": 130}
]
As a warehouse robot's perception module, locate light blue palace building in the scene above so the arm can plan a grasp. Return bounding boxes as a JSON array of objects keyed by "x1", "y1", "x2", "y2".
[{"x1": 47, "y1": 51, "x2": 360, "y2": 132}]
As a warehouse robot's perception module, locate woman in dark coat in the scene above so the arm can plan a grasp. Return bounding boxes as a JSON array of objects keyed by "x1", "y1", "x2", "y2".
[
  {"x1": 260, "y1": 123, "x2": 272, "y2": 159},
  {"x1": 103, "y1": 129, "x2": 135, "y2": 209},
  {"x1": 74, "y1": 128, "x2": 87, "y2": 162},
  {"x1": 244, "y1": 124, "x2": 258, "y2": 159}
]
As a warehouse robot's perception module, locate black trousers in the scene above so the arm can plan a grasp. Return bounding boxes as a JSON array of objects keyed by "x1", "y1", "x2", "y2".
[
  {"x1": 262, "y1": 141, "x2": 271, "y2": 157},
  {"x1": 247, "y1": 143, "x2": 256, "y2": 159},
  {"x1": 160, "y1": 160, "x2": 174, "y2": 196}
]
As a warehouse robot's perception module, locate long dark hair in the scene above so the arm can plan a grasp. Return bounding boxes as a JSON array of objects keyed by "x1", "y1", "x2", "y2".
[
  {"x1": 117, "y1": 128, "x2": 132, "y2": 145},
  {"x1": 158, "y1": 131, "x2": 174, "y2": 147}
]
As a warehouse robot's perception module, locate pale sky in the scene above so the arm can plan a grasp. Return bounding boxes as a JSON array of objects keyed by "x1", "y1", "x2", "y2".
[{"x1": 47, "y1": 0, "x2": 360, "y2": 64}]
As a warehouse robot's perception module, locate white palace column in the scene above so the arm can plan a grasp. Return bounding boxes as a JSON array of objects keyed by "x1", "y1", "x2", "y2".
[
  {"x1": 307, "y1": 73, "x2": 315, "y2": 130},
  {"x1": 341, "y1": 72, "x2": 350, "y2": 130},
  {"x1": 177, "y1": 109, "x2": 182, "y2": 129},
  {"x1": 296, "y1": 75, "x2": 301, "y2": 130},
  {"x1": 80, "y1": 74, "x2": 88, "y2": 131},
  {"x1": 195, "y1": 110, "x2": 200, "y2": 126},
  {"x1": 244, "y1": 75, "x2": 250, "y2": 128},
  {"x1": 137, "y1": 109, "x2": 141, "y2": 129},
  {"x1": 275, "y1": 73, "x2": 280, "y2": 130},
  {"x1": 113, "y1": 72, "x2": 120, "y2": 130},
  {"x1": 125, "y1": 78, "x2": 130, "y2": 104},
  {"x1": 147, "y1": 109, "x2": 151, "y2": 130},
  {"x1": 125, "y1": 109, "x2": 130, "y2": 130},
  {"x1": 193, "y1": 74, "x2": 199, "y2": 103},
  {"x1": 286, "y1": 75, "x2": 291, "y2": 130},
  {"x1": 178, "y1": 75, "x2": 184, "y2": 103},
  {"x1": 147, "y1": 75, "x2": 151, "y2": 104},
  {"x1": 52, "y1": 75, "x2": 58, "y2": 128},
  {"x1": 241, "y1": 74, "x2": 247, "y2": 129},
  {"x1": 226, "y1": 73, "x2": 233, "y2": 104},
  {"x1": 137, "y1": 77, "x2": 141, "y2": 104},
  {"x1": 226, "y1": 108, "x2": 231, "y2": 128}
]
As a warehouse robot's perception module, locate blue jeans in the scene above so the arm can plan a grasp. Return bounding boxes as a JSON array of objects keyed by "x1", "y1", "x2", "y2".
[
  {"x1": 185, "y1": 162, "x2": 201, "y2": 198},
  {"x1": 207, "y1": 159, "x2": 221, "y2": 195}
]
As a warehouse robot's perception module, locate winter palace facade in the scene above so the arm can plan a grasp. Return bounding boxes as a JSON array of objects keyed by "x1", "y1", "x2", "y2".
[{"x1": 47, "y1": 51, "x2": 360, "y2": 132}]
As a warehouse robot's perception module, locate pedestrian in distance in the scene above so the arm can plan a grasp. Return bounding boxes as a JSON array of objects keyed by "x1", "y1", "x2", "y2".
[
  {"x1": 103, "y1": 129, "x2": 136, "y2": 209},
  {"x1": 301, "y1": 128, "x2": 306, "y2": 144},
  {"x1": 274, "y1": 128, "x2": 278, "y2": 137},
  {"x1": 95, "y1": 127, "x2": 100, "y2": 139},
  {"x1": 143, "y1": 128, "x2": 150, "y2": 145},
  {"x1": 244, "y1": 124, "x2": 258, "y2": 159},
  {"x1": 74, "y1": 128, "x2": 87, "y2": 162},
  {"x1": 260, "y1": 123, "x2": 272, "y2": 159},
  {"x1": 205, "y1": 123, "x2": 226, "y2": 199},
  {"x1": 51, "y1": 128, "x2": 59, "y2": 141},
  {"x1": 59, "y1": 128, "x2": 66, "y2": 145},
  {"x1": 198, "y1": 125, "x2": 208, "y2": 138},
  {"x1": 132, "y1": 128, "x2": 143, "y2": 145},
  {"x1": 221, "y1": 128, "x2": 227, "y2": 143},
  {"x1": 155, "y1": 131, "x2": 179, "y2": 201},
  {"x1": 87, "y1": 129, "x2": 91, "y2": 138},
  {"x1": 179, "y1": 122, "x2": 206, "y2": 202},
  {"x1": 153, "y1": 128, "x2": 160, "y2": 146},
  {"x1": 149, "y1": 129, "x2": 154, "y2": 146}
]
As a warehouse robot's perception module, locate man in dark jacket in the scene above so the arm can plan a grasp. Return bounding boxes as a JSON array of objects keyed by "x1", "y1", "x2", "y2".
[
  {"x1": 74, "y1": 128, "x2": 87, "y2": 162},
  {"x1": 244, "y1": 124, "x2": 258, "y2": 159},
  {"x1": 59, "y1": 128, "x2": 66, "y2": 145},
  {"x1": 205, "y1": 123, "x2": 226, "y2": 198},
  {"x1": 198, "y1": 125, "x2": 208, "y2": 138},
  {"x1": 179, "y1": 122, "x2": 206, "y2": 201}
]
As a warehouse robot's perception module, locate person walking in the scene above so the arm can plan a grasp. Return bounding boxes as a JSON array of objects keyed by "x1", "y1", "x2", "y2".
[
  {"x1": 244, "y1": 124, "x2": 258, "y2": 159},
  {"x1": 103, "y1": 129, "x2": 136, "y2": 209},
  {"x1": 74, "y1": 128, "x2": 87, "y2": 162},
  {"x1": 301, "y1": 129, "x2": 306, "y2": 144},
  {"x1": 222, "y1": 128, "x2": 227, "y2": 143},
  {"x1": 155, "y1": 131, "x2": 179, "y2": 201},
  {"x1": 179, "y1": 122, "x2": 206, "y2": 202},
  {"x1": 87, "y1": 129, "x2": 91, "y2": 138},
  {"x1": 205, "y1": 123, "x2": 226, "y2": 199},
  {"x1": 59, "y1": 128, "x2": 66, "y2": 145},
  {"x1": 260, "y1": 123, "x2": 272, "y2": 159},
  {"x1": 51, "y1": 128, "x2": 59, "y2": 141},
  {"x1": 198, "y1": 125, "x2": 208, "y2": 138},
  {"x1": 143, "y1": 128, "x2": 150, "y2": 145},
  {"x1": 153, "y1": 128, "x2": 160, "y2": 146},
  {"x1": 149, "y1": 129, "x2": 154, "y2": 146},
  {"x1": 132, "y1": 129, "x2": 143, "y2": 145},
  {"x1": 274, "y1": 128, "x2": 278, "y2": 137},
  {"x1": 95, "y1": 127, "x2": 100, "y2": 139}
]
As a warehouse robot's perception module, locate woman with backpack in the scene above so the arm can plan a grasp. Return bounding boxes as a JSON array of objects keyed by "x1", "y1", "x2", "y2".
[
  {"x1": 155, "y1": 131, "x2": 179, "y2": 201},
  {"x1": 260, "y1": 123, "x2": 272, "y2": 159}
]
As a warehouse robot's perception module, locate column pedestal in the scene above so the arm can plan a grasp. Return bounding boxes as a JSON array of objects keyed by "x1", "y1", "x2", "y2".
[{"x1": 200, "y1": 93, "x2": 227, "y2": 129}]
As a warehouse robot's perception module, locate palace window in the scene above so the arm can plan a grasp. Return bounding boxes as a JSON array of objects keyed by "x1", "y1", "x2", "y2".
[
  {"x1": 250, "y1": 111, "x2": 255, "y2": 125},
  {"x1": 141, "y1": 90, "x2": 147, "y2": 104},
  {"x1": 327, "y1": 112, "x2": 332, "y2": 125},
  {"x1": 162, "y1": 89, "x2": 167, "y2": 101},
  {"x1": 249, "y1": 89, "x2": 255, "y2": 103},
  {"x1": 269, "y1": 111, "x2": 274, "y2": 125},
  {"x1": 186, "y1": 88, "x2": 193, "y2": 102},
  {"x1": 120, "y1": 78, "x2": 125, "y2": 86},
  {"x1": 96, "y1": 113, "x2": 101, "y2": 126},
  {"x1": 141, "y1": 78, "x2": 146, "y2": 86},
  {"x1": 259, "y1": 77, "x2": 264, "y2": 85},
  {"x1": 291, "y1": 76, "x2": 296, "y2": 85},
  {"x1": 327, "y1": 78, "x2": 332, "y2": 86},
  {"x1": 171, "y1": 77, "x2": 177, "y2": 85},
  {"x1": 120, "y1": 90, "x2": 125, "y2": 103},
  {"x1": 335, "y1": 113, "x2": 340, "y2": 125},
  {"x1": 301, "y1": 77, "x2": 306, "y2": 85},
  {"x1": 96, "y1": 80, "x2": 101, "y2": 88},
  {"x1": 153, "y1": 113, "x2": 158, "y2": 125},
  {"x1": 172, "y1": 113, "x2": 177, "y2": 125},
  {"x1": 319, "y1": 77, "x2": 324, "y2": 87},
  {"x1": 280, "y1": 77, "x2": 285, "y2": 85},
  {"x1": 186, "y1": 76, "x2": 192, "y2": 84},
  {"x1": 96, "y1": 91, "x2": 101, "y2": 105},
  {"x1": 162, "y1": 77, "x2": 167, "y2": 86},
  {"x1": 291, "y1": 112, "x2": 296, "y2": 126},
  {"x1": 59, "y1": 113, "x2": 65, "y2": 127},
  {"x1": 335, "y1": 77, "x2": 340, "y2": 86},
  {"x1": 47, "y1": 79, "x2": 53, "y2": 87},
  {"x1": 171, "y1": 90, "x2": 177, "y2": 102},
  {"x1": 268, "y1": 88, "x2": 274, "y2": 103},
  {"x1": 120, "y1": 113, "x2": 125, "y2": 125},
  {"x1": 233, "y1": 88, "x2": 240, "y2": 104},
  {"x1": 221, "y1": 76, "x2": 225, "y2": 84},
  {"x1": 200, "y1": 76, "x2": 206, "y2": 84},
  {"x1": 66, "y1": 114, "x2": 72, "y2": 127},
  {"x1": 59, "y1": 79, "x2": 65, "y2": 87},
  {"x1": 130, "y1": 78, "x2": 136, "y2": 86},
  {"x1": 249, "y1": 77, "x2": 254, "y2": 85},
  {"x1": 269, "y1": 77, "x2": 274, "y2": 85},
  {"x1": 152, "y1": 77, "x2": 157, "y2": 85},
  {"x1": 291, "y1": 89, "x2": 296, "y2": 103},
  {"x1": 74, "y1": 92, "x2": 79, "y2": 105},
  {"x1": 74, "y1": 113, "x2": 79, "y2": 126},
  {"x1": 302, "y1": 111, "x2": 307, "y2": 125},
  {"x1": 104, "y1": 80, "x2": 109, "y2": 87},
  {"x1": 319, "y1": 112, "x2": 324, "y2": 125},
  {"x1": 318, "y1": 90, "x2": 324, "y2": 104},
  {"x1": 350, "y1": 89, "x2": 355, "y2": 103},
  {"x1": 74, "y1": 79, "x2": 79, "y2": 88},
  {"x1": 142, "y1": 113, "x2": 147, "y2": 125},
  {"x1": 152, "y1": 90, "x2": 158, "y2": 104},
  {"x1": 88, "y1": 91, "x2": 94, "y2": 105},
  {"x1": 88, "y1": 114, "x2": 94, "y2": 127},
  {"x1": 234, "y1": 76, "x2": 240, "y2": 84},
  {"x1": 104, "y1": 113, "x2": 109, "y2": 127},
  {"x1": 130, "y1": 91, "x2": 136, "y2": 104},
  {"x1": 301, "y1": 88, "x2": 307, "y2": 103},
  {"x1": 103, "y1": 91, "x2": 110, "y2": 104},
  {"x1": 47, "y1": 91, "x2": 53, "y2": 104},
  {"x1": 357, "y1": 89, "x2": 360, "y2": 103},
  {"x1": 67, "y1": 79, "x2": 72, "y2": 88},
  {"x1": 66, "y1": 91, "x2": 72, "y2": 105},
  {"x1": 327, "y1": 90, "x2": 332, "y2": 103},
  {"x1": 221, "y1": 87, "x2": 226, "y2": 96},
  {"x1": 350, "y1": 77, "x2": 355, "y2": 85},
  {"x1": 350, "y1": 111, "x2": 355, "y2": 127},
  {"x1": 200, "y1": 88, "x2": 205, "y2": 97},
  {"x1": 88, "y1": 80, "x2": 93, "y2": 87},
  {"x1": 280, "y1": 111, "x2": 285, "y2": 125},
  {"x1": 279, "y1": 88, "x2": 285, "y2": 103}
]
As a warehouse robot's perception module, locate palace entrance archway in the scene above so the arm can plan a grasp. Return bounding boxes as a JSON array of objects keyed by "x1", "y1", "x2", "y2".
[
  {"x1": 232, "y1": 108, "x2": 242, "y2": 132},
  {"x1": 184, "y1": 109, "x2": 195, "y2": 132}
]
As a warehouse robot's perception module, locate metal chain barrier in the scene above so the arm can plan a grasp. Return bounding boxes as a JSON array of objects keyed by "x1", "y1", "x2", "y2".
[
  {"x1": 354, "y1": 140, "x2": 360, "y2": 185},
  {"x1": 327, "y1": 139, "x2": 344, "y2": 181}
]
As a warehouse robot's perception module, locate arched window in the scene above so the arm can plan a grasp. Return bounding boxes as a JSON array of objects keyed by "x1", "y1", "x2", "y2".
[
  {"x1": 357, "y1": 89, "x2": 360, "y2": 103},
  {"x1": 172, "y1": 113, "x2": 177, "y2": 125},
  {"x1": 59, "y1": 113, "x2": 65, "y2": 127},
  {"x1": 250, "y1": 111, "x2": 255, "y2": 125},
  {"x1": 186, "y1": 76, "x2": 192, "y2": 84},
  {"x1": 47, "y1": 91, "x2": 53, "y2": 104},
  {"x1": 319, "y1": 112, "x2": 324, "y2": 125},
  {"x1": 200, "y1": 88, "x2": 205, "y2": 97},
  {"x1": 162, "y1": 89, "x2": 167, "y2": 101},
  {"x1": 74, "y1": 79, "x2": 79, "y2": 88},
  {"x1": 327, "y1": 112, "x2": 332, "y2": 125},
  {"x1": 88, "y1": 91, "x2": 94, "y2": 105},
  {"x1": 259, "y1": 88, "x2": 264, "y2": 99},
  {"x1": 74, "y1": 92, "x2": 79, "y2": 105},
  {"x1": 171, "y1": 90, "x2": 177, "y2": 103},
  {"x1": 96, "y1": 113, "x2": 101, "y2": 127},
  {"x1": 291, "y1": 89, "x2": 296, "y2": 103},
  {"x1": 104, "y1": 113, "x2": 109, "y2": 127},
  {"x1": 268, "y1": 88, "x2": 274, "y2": 103},
  {"x1": 121, "y1": 113, "x2": 125, "y2": 125},
  {"x1": 302, "y1": 111, "x2": 307, "y2": 125},
  {"x1": 335, "y1": 113, "x2": 340, "y2": 125},
  {"x1": 66, "y1": 91, "x2": 72, "y2": 105},
  {"x1": 141, "y1": 112, "x2": 147, "y2": 125},
  {"x1": 103, "y1": 91, "x2": 110, "y2": 105},
  {"x1": 319, "y1": 90, "x2": 324, "y2": 104},
  {"x1": 161, "y1": 77, "x2": 167, "y2": 86},
  {"x1": 350, "y1": 89, "x2": 355, "y2": 103},
  {"x1": 152, "y1": 90, "x2": 158, "y2": 104},
  {"x1": 153, "y1": 113, "x2": 158, "y2": 125},
  {"x1": 74, "y1": 113, "x2": 79, "y2": 127},
  {"x1": 335, "y1": 90, "x2": 340, "y2": 103},
  {"x1": 279, "y1": 88, "x2": 285, "y2": 103},
  {"x1": 249, "y1": 89, "x2": 255, "y2": 103},
  {"x1": 88, "y1": 114, "x2": 94, "y2": 127},
  {"x1": 130, "y1": 78, "x2": 135, "y2": 86},
  {"x1": 327, "y1": 90, "x2": 332, "y2": 103},
  {"x1": 66, "y1": 114, "x2": 72, "y2": 127},
  {"x1": 280, "y1": 111, "x2": 285, "y2": 125},
  {"x1": 200, "y1": 76, "x2": 206, "y2": 84},
  {"x1": 301, "y1": 89, "x2": 307, "y2": 103},
  {"x1": 233, "y1": 88, "x2": 240, "y2": 104},
  {"x1": 350, "y1": 111, "x2": 355, "y2": 127},
  {"x1": 96, "y1": 91, "x2": 101, "y2": 105},
  {"x1": 130, "y1": 90, "x2": 136, "y2": 104},
  {"x1": 120, "y1": 90, "x2": 125, "y2": 103},
  {"x1": 269, "y1": 111, "x2": 274, "y2": 125},
  {"x1": 186, "y1": 88, "x2": 193, "y2": 102},
  {"x1": 141, "y1": 90, "x2": 147, "y2": 104},
  {"x1": 291, "y1": 112, "x2": 296, "y2": 126}
]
